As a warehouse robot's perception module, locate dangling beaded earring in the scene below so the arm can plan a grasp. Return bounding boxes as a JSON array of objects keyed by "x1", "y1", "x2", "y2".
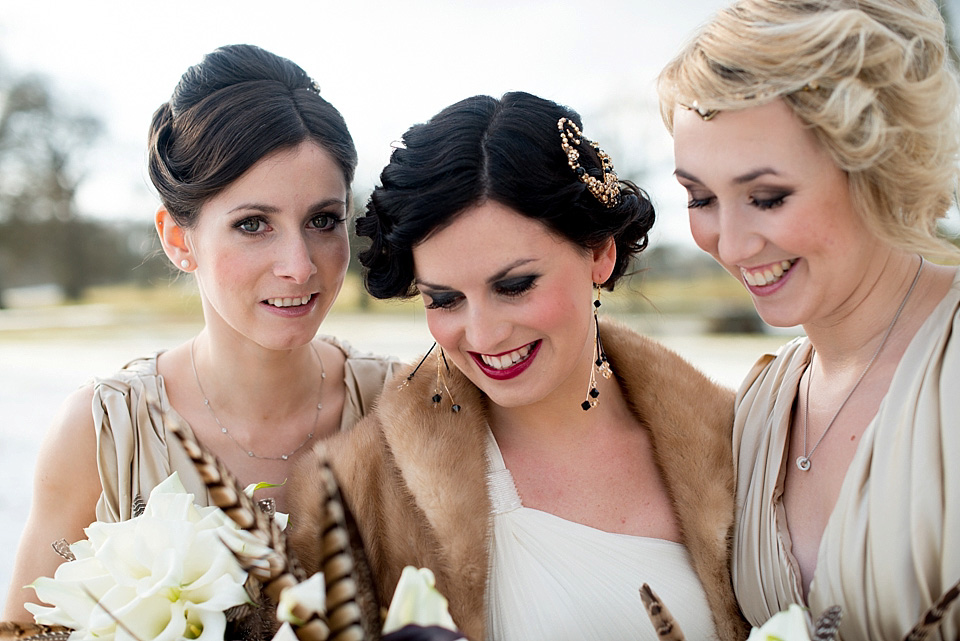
[
  {"x1": 433, "y1": 347, "x2": 461, "y2": 413},
  {"x1": 582, "y1": 286, "x2": 613, "y2": 411},
  {"x1": 398, "y1": 343, "x2": 437, "y2": 391},
  {"x1": 398, "y1": 342, "x2": 461, "y2": 412}
]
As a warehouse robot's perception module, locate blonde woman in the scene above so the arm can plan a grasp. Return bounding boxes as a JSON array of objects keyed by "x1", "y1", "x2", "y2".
[{"x1": 658, "y1": 0, "x2": 960, "y2": 638}]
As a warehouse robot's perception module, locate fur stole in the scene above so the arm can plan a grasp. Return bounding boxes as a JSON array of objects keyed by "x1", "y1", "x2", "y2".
[{"x1": 289, "y1": 320, "x2": 748, "y2": 641}]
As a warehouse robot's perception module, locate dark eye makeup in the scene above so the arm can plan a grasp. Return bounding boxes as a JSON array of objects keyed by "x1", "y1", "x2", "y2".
[
  {"x1": 421, "y1": 274, "x2": 540, "y2": 311},
  {"x1": 496, "y1": 275, "x2": 538, "y2": 297}
]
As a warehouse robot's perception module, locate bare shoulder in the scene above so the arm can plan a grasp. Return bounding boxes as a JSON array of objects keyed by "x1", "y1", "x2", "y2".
[
  {"x1": 33, "y1": 384, "x2": 100, "y2": 498},
  {"x1": 4, "y1": 386, "x2": 103, "y2": 621}
]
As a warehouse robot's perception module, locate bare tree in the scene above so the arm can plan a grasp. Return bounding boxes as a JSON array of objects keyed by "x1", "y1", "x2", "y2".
[{"x1": 0, "y1": 67, "x2": 101, "y2": 302}]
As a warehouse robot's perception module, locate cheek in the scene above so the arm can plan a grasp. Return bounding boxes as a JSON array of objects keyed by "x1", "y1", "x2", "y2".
[
  {"x1": 688, "y1": 211, "x2": 718, "y2": 256},
  {"x1": 316, "y1": 234, "x2": 350, "y2": 276},
  {"x1": 425, "y1": 310, "x2": 458, "y2": 353},
  {"x1": 533, "y1": 281, "x2": 592, "y2": 340},
  {"x1": 203, "y1": 246, "x2": 254, "y2": 292}
]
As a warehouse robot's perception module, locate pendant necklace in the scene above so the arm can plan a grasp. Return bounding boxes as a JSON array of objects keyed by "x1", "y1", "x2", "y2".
[
  {"x1": 190, "y1": 338, "x2": 325, "y2": 461},
  {"x1": 797, "y1": 257, "x2": 924, "y2": 471}
]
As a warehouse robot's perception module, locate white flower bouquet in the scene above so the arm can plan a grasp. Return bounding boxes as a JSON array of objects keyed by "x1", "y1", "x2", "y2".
[
  {"x1": 14, "y1": 415, "x2": 472, "y2": 641},
  {"x1": 20, "y1": 471, "x2": 464, "y2": 641},
  {"x1": 25, "y1": 473, "x2": 267, "y2": 641}
]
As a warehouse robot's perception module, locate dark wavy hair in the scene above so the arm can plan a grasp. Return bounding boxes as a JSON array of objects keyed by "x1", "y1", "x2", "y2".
[
  {"x1": 147, "y1": 44, "x2": 357, "y2": 227},
  {"x1": 357, "y1": 91, "x2": 656, "y2": 299}
]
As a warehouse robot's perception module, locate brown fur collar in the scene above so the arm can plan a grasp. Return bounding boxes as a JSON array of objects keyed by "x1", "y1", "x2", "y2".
[{"x1": 291, "y1": 319, "x2": 747, "y2": 641}]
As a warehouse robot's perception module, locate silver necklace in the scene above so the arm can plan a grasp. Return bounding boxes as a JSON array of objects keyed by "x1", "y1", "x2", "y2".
[
  {"x1": 190, "y1": 338, "x2": 325, "y2": 461},
  {"x1": 797, "y1": 257, "x2": 924, "y2": 471}
]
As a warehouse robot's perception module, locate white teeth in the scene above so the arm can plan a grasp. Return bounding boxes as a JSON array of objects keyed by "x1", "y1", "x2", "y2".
[
  {"x1": 741, "y1": 259, "x2": 797, "y2": 287},
  {"x1": 480, "y1": 343, "x2": 534, "y2": 370},
  {"x1": 266, "y1": 295, "x2": 311, "y2": 307}
]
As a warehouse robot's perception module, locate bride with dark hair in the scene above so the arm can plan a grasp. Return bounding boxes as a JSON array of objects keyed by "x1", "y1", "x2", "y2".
[{"x1": 290, "y1": 91, "x2": 748, "y2": 641}]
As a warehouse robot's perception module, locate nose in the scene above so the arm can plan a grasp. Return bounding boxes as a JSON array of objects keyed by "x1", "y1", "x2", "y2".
[
  {"x1": 715, "y1": 206, "x2": 764, "y2": 267},
  {"x1": 274, "y1": 232, "x2": 317, "y2": 284},
  {"x1": 463, "y1": 300, "x2": 512, "y2": 354}
]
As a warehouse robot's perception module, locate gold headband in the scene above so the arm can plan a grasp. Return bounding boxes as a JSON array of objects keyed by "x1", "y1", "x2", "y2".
[{"x1": 557, "y1": 117, "x2": 621, "y2": 208}]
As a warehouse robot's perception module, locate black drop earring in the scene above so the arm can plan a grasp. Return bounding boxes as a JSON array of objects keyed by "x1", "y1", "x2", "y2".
[{"x1": 582, "y1": 286, "x2": 612, "y2": 411}]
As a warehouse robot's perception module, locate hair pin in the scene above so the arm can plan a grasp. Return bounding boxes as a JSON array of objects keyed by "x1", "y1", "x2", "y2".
[{"x1": 557, "y1": 117, "x2": 622, "y2": 208}]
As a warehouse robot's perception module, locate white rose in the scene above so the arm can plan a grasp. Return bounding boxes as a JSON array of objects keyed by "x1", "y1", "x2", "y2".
[
  {"x1": 382, "y1": 566, "x2": 457, "y2": 634},
  {"x1": 747, "y1": 603, "x2": 813, "y2": 641},
  {"x1": 27, "y1": 473, "x2": 251, "y2": 641}
]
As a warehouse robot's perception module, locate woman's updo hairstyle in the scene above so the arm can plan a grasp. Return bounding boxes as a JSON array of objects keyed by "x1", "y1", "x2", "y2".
[
  {"x1": 658, "y1": 0, "x2": 960, "y2": 261},
  {"x1": 357, "y1": 91, "x2": 656, "y2": 299},
  {"x1": 148, "y1": 44, "x2": 357, "y2": 227}
]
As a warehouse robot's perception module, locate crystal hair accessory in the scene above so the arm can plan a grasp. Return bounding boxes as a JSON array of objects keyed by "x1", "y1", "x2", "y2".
[
  {"x1": 557, "y1": 117, "x2": 621, "y2": 208},
  {"x1": 681, "y1": 82, "x2": 822, "y2": 122},
  {"x1": 680, "y1": 100, "x2": 719, "y2": 121}
]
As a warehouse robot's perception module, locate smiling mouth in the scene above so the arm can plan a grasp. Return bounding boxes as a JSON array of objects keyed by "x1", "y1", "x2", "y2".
[
  {"x1": 264, "y1": 294, "x2": 315, "y2": 308},
  {"x1": 476, "y1": 341, "x2": 539, "y2": 371},
  {"x1": 741, "y1": 259, "x2": 798, "y2": 287}
]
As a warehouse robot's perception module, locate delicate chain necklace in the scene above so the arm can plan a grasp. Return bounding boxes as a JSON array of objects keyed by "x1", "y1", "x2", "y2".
[
  {"x1": 797, "y1": 257, "x2": 924, "y2": 471},
  {"x1": 190, "y1": 338, "x2": 325, "y2": 461}
]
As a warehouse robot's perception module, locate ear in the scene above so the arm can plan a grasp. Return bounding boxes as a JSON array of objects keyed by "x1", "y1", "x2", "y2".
[
  {"x1": 155, "y1": 207, "x2": 194, "y2": 272},
  {"x1": 591, "y1": 236, "x2": 617, "y2": 285}
]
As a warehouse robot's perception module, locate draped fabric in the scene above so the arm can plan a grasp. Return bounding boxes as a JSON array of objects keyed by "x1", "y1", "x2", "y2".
[
  {"x1": 485, "y1": 430, "x2": 719, "y2": 641},
  {"x1": 93, "y1": 337, "x2": 395, "y2": 523},
  {"x1": 733, "y1": 269, "x2": 960, "y2": 641}
]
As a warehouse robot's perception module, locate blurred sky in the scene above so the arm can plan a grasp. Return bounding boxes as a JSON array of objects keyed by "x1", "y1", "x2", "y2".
[{"x1": 0, "y1": 0, "x2": 958, "y2": 248}]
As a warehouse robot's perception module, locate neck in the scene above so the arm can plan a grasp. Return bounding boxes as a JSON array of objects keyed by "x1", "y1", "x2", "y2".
[
  {"x1": 486, "y1": 328, "x2": 627, "y2": 449},
  {"x1": 803, "y1": 253, "x2": 923, "y2": 376},
  {"x1": 191, "y1": 329, "x2": 325, "y2": 420}
]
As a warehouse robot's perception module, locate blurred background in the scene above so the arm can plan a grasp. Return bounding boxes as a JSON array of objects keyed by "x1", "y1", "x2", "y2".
[{"x1": 0, "y1": 0, "x2": 957, "y2": 613}]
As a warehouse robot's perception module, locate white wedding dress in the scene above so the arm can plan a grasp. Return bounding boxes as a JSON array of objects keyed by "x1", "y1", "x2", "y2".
[{"x1": 484, "y1": 429, "x2": 718, "y2": 641}]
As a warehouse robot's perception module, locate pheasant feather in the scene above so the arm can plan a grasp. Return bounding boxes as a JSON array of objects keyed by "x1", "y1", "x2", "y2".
[{"x1": 639, "y1": 583, "x2": 686, "y2": 641}]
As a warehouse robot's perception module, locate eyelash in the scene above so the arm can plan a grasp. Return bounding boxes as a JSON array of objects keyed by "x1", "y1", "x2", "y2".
[
  {"x1": 686, "y1": 194, "x2": 790, "y2": 210},
  {"x1": 687, "y1": 196, "x2": 714, "y2": 209},
  {"x1": 496, "y1": 275, "x2": 537, "y2": 298},
  {"x1": 423, "y1": 275, "x2": 539, "y2": 310},
  {"x1": 310, "y1": 213, "x2": 345, "y2": 231},
  {"x1": 751, "y1": 195, "x2": 788, "y2": 210},
  {"x1": 232, "y1": 213, "x2": 345, "y2": 236},
  {"x1": 424, "y1": 294, "x2": 463, "y2": 310}
]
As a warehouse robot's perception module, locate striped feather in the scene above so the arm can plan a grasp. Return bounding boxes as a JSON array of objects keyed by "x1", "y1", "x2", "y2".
[
  {"x1": 0, "y1": 623, "x2": 71, "y2": 641},
  {"x1": 812, "y1": 605, "x2": 842, "y2": 641},
  {"x1": 161, "y1": 401, "x2": 343, "y2": 641},
  {"x1": 131, "y1": 493, "x2": 146, "y2": 518},
  {"x1": 166, "y1": 412, "x2": 306, "y2": 587},
  {"x1": 316, "y1": 460, "x2": 376, "y2": 641},
  {"x1": 902, "y1": 578, "x2": 960, "y2": 641},
  {"x1": 639, "y1": 583, "x2": 686, "y2": 641}
]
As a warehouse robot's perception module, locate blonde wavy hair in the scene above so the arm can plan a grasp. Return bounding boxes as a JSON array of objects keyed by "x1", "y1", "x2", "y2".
[{"x1": 658, "y1": 0, "x2": 960, "y2": 261}]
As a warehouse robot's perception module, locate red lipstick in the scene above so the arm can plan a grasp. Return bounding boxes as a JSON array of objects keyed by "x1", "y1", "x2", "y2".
[{"x1": 470, "y1": 340, "x2": 541, "y2": 381}]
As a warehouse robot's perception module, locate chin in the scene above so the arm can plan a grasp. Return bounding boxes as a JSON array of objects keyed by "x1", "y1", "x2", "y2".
[{"x1": 752, "y1": 307, "x2": 800, "y2": 330}]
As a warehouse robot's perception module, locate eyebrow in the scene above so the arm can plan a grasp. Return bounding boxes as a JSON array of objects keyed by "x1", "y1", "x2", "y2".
[
  {"x1": 674, "y1": 167, "x2": 782, "y2": 185},
  {"x1": 415, "y1": 258, "x2": 537, "y2": 290},
  {"x1": 225, "y1": 197, "x2": 347, "y2": 215}
]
